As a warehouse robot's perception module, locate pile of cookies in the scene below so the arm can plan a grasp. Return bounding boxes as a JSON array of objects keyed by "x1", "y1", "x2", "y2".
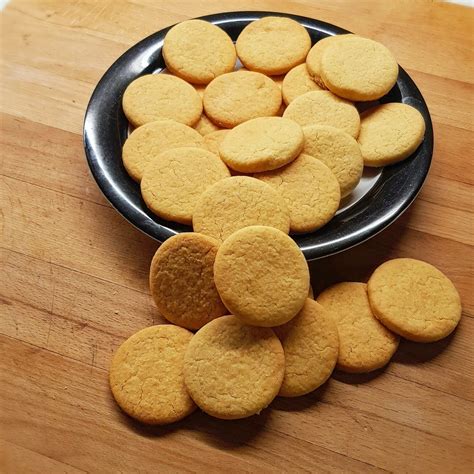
[{"x1": 121, "y1": 17, "x2": 426, "y2": 235}]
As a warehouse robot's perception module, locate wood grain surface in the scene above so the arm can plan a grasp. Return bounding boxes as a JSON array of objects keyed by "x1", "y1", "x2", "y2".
[{"x1": 1, "y1": 1, "x2": 473, "y2": 472}]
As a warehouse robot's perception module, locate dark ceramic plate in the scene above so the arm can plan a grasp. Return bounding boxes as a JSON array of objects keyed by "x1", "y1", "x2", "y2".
[{"x1": 83, "y1": 11, "x2": 433, "y2": 260}]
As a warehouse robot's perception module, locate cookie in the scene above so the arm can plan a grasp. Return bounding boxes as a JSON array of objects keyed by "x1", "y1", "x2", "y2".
[
  {"x1": 193, "y1": 113, "x2": 221, "y2": 136},
  {"x1": 367, "y1": 258, "x2": 462, "y2": 342},
  {"x1": 193, "y1": 176, "x2": 290, "y2": 241},
  {"x1": 141, "y1": 147, "x2": 230, "y2": 224},
  {"x1": 203, "y1": 71, "x2": 282, "y2": 128},
  {"x1": 274, "y1": 299, "x2": 339, "y2": 397},
  {"x1": 203, "y1": 130, "x2": 230, "y2": 155},
  {"x1": 162, "y1": 19, "x2": 236, "y2": 85},
  {"x1": 219, "y1": 117, "x2": 304, "y2": 173},
  {"x1": 109, "y1": 325, "x2": 195, "y2": 424},
  {"x1": 122, "y1": 120, "x2": 207, "y2": 182},
  {"x1": 236, "y1": 16, "x2": 311, "y2": 75},
  {"x1": 317, "y1": 282, "x2": 399, "y2": 373},
  {"x1": 149, "y1": 233, "x2": 227, "y2": 330},
  {"x1": 256, "y1": 154, "x2": 340, "y2": 233},
  {"x1": 358, "y1": 103, "x2": 426, "y2": 167},
  {"x1": 214, "y1": 225, "x2": 309, "y2": 326},
  {"x1": 282, "y1": 64, "x2": 322, "y2": 105},
  {"x1": 184, "y1": 315, "x2": 285, "y2": 419},
  {"x1": 308, "y1": 284, "x2": 314, "y2": 299},
  {"x1": 302, "y1": 125, "x2": 363, "y2": 197},
  {"x1": 122, "y1": 74, "x2": 202, "y2": 128},
  {"x1": 283, "y1": 90, "x2": 360, "y2": 138},
  {"x1": 320, "y1": 35, "x2": 398, "y2": 101}
]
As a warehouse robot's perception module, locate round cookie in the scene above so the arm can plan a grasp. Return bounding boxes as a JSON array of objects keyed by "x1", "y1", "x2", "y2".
[
  {"x1": 320, "y1": 35, "x2": 399, "y2": 101},
  {"x1": 214, "y1": 226, "x2": 309, "y2": 327},
  {"x1": 122, "y1": 120, "x2": 207, "y2": 182},
  {"x1": 256, "y1": 154, "x2": 340, "y2": 233},
  {"x1": 122, "y1": 74, "x2": 202, "y2": 128},
  {"x1": 274, "y1": 299, "x2": 339, "y2": 397},
  {"x1": 149, "y1": 233, "x2": 227, "y2": 330},
  {"x1": 184, "y1": 315, "x2": 285, "y2": 419},
  {"x1": 109, "y1": 325, "x2": 195, "y2": 424},
  {"x1": 283, "y1": 90, "x2": 360, "y2": 138},
  {"x1": 162, "y1": 19, "x2": 236, "y2": 85},
  {"x1": 193, "y1": 176, "x2": 290, "y2": 241},
  {"x1": 317, "y1": 282, "x2": 399, "y2": 373},
  {"x1": 236, "y1": 16, "x2": 311, "y2": 75},
  {"x1": 282, "y1": 64, "x2": 322, "y2": 104},
  {"x1": 203, "y1": 71, "x2": 282, "y2": 128},
  {"x1": 219, "y1": 117, "x2": 304, "y2": 173},
  {"x1": 141, "y1": 147, "x2": 230, "y2": 224},
  {"x1": 367, "y1": 258, "x2": 462, "y2": 342},
  {"x1": 302, "y1": 125, "x2": 363, "y2": 197},
  {"x1": 193, "y1": 113, "x2": 221, "y2": 136},
  {"x1": 358, "y1": 103, "x2": 426, "y2": 167},
  {"x1": 203, "y1": 129, "x2": 230, "y2": 156}
]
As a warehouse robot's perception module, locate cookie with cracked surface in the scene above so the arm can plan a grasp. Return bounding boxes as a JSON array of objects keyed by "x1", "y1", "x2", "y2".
[
  {"x1": 358, "y1": 103, "x2": 426, "y2": 167},
  {"x1": 193, "y1": 113, "x2": 222, "y2": 136},
  {"x1": 317, "y1": 282, "x2": 399, "y2": 373},
  {"x1": 282, "y1": 64, "x2": 322, "y2": 105},
  {"x1": 367, "y1": 258, "x2": 462, "y2": 342},
  {"x1": 122, "y1": 74, "x2": 202, "y2": 128},
  {"x1": 203, "y1": 129, "x2": 230, "y2": 156},
  {"x1": 141, "y1": 147, "x2": 230, "y2": 224},
  {"x1": 256, "y1": 154, "x2": 340, "y2": 233},
  {"x1": 283, "y1": 90, "x2": 360, "y2": 138},
  {"x1": 203, "y1": 71, "x2": 282, "y2": 128},
  {"x1": 149, "y1": 233, "x2": 227, "y2": 330},
  {"x1": 214, "y1": 225, "x2": 309, "y2": 326},
  {"x1": 109, "y1": 325, "x2": 196, "y2": 425},
  {"x1": 184, "y1": 315, "x2": 285, "y2": 419}
]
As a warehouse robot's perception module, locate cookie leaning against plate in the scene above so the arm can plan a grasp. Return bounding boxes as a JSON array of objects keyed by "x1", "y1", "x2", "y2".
[
  {"x1": 281, "y1": 63, "x2": 322, "y2": 105},
  {"x1": 367, "y1": 258, "x2": 462, "y2": 342}
]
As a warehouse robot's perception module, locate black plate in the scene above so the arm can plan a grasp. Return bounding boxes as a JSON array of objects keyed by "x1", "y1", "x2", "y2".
[{"x1": 83, "y1": 11, "x2": 433, "y2": 260}]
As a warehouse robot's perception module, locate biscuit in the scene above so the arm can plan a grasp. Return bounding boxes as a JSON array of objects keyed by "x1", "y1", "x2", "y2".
[
  {"x1": 149, "y1": 233, "x2": 227, "y2": 330},
  {"x1": 256, "y1": 154, "x2": 340, "y2": 233},
  {"x1": 367, "y1": 258, "x2": 462, "y2": 342},
  {"x1": 282, "y1": 64, "x2": 322, "y2": 104},
  {"x1": 109, "y1": 325, "x2": 196, "y2": 424},
  {"x1": 122, "y1": 74, "x2": 202, "y2": 128},
  {"x1": 193, "y1": 113, "x2": 222, "y2": 136},
  {"x1": 184, "y1": 315, "x2": 285, "y2": 419},
  {"x1": 283, "y1": 90, "x2": 360, "y2": 138},
  {"x1": 214, "y1": 226, "x2": 309, "y2": 326},
  {"x1": 122, "y1": 120, "x2": 207, "y2": 182},
  {"x1": 192, "y1": 176, "x2": 290, "y2": 241},
  {"x1": 219, "y1": 117, "x2": 304, "y2": 173},
  {"x1": 141, "y1": 147, "x2": 230, "y2": 224},
  {"x1": 162, "y1": 19, "x2": 236, "y2": 85},
  {"x1": 308, "y1": 284, "x2": 314, "y2": 299},
  {"x1": 274, "y1": 299, "x2": 339, "y2": 397},
  {"x1": 317, "y1": 282, "x2": 399, "y2": 373},
  {"x1": 203, "y1": 71, "x2": 282, "y2": 128},
  {"x1": 358, "y1": 103, "x2": 426, "y2": 167},
  {"x1": 320, "y1": 35, "x2": 398, "y2": 101},
  {"x1": 203, "y1": 130, "x2": 230, "y2": 156},
  {"x1": 236, "y1": 16, "x2": 311, "y2": 75},
  {"x1": 303, "y1": 125, "x2": 363, "y2": 197}
]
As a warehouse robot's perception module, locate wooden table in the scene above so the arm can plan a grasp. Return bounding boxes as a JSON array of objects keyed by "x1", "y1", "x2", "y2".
[{"x1": 1, "y1": 0, "x2": 473, "y2": 472}]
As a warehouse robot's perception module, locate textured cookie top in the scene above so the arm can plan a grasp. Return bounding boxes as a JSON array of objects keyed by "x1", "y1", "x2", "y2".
[
  {"x1": 163, "y1": 19, "x2": 236, "y2": 85},
  {"x1": 282, "y1": 63, "x2": 322, "y2": 105},
  {"x1": 367, "y1": 258, "x2": 462, "y2": 342},
  {"x1": 274, "y1": 299, "x2": 339, "y2": 397},
  {"x1": 219, "y1": 117, "x2": 304, "y2": 172},
  {"x1": 203, "y1": 71, "x2": 282, "y2": 128},
  {"x1": 149, "y1": 233, "x2": 227, "y2": 330},
  {"x1": 214, "y1": 226, "x2": 309, "y2": 326},
  {"x1": 317, "y1": 282, "x2": 399, "y2": 373},
  {"x1": 283, "y1": 90, "x2": 360, "y2": 138},
  {"x1": 184, "y1": 315, "x2": 285, "y2": 419},
  {"x1": 203, "y1": 129, "x2": 230, "y2": 155},
  {"x1": 236, "y1": 16, "x2": 311, "y2": 75},
  {"x1": 140, "y1": 147, "x2": 230, "y2": 224},
  {"x1": 358, "y1": 103, "x2": 426, "y2": 167},
  {"x1": 109, "y1": 325, "x2": 195, "y2": 424},
  {"x1": 193, "y1": 113, "x2": 222, "y2": 136},
  {"x1": 122, "y1": 74, "x2": 202, "y2": 128}
]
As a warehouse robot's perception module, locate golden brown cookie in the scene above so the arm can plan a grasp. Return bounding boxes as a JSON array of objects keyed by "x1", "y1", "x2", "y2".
[
  {"x1": 141, "y1": 147, "x2": 230, "y2": 224},
  {"x1": 193, "y1": 113, "x2": 222, "y2": 136},
  {"x1": 282, "y1": 63, "x2": 322, "y2": 104},
  {"x1": 317, "y1": 282, "x2": 399, "y2": 373},
  {"x1": 367, "y1": 259, "x2": 462, "y2": 342},
  {"x1": 214, "y1": 225, "x2": 309, "y2": 326},
  {"x1": 184, "y1": 315, "x2": 285, "y2": 419},
  {"x1": 203, "y1": 129, "x2": 231, "y2": 155},
  {"x1": 109, "y1": 325, "x2": 196, "y2": 424},
  {"x1": 122, "y1": 74, "x2": 202, "y2": 128}
]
